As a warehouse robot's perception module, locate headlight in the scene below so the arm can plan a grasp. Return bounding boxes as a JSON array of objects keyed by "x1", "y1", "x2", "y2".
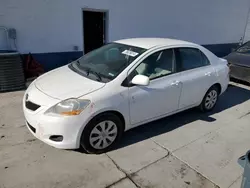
[{"x1": 45, "y1": 99, "x2": 91, "y2": 116}]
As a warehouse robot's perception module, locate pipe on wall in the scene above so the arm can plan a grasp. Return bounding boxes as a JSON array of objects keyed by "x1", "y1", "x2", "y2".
[{"x1": 0, "y1": 26, "x2": 11, "y2": 50}]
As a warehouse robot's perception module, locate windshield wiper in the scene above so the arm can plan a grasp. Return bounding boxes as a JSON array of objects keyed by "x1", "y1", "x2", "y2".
[
  {"x1": 75, "y1": 61, "x2": 89, "y2": 74},
  {"x1": 74, "y1": 61, "x2": 102, "y2": 81},
  {"x1": 88, "y1": 69, "x2": 102, "y2": 81}
]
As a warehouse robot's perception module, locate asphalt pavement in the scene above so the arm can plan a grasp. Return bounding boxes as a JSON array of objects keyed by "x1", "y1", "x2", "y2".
[{"x1": 0, "y1": 82, "x2": 250, "y2": 188}]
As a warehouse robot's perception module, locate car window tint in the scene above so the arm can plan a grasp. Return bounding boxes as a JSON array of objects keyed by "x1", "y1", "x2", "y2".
[
  {"x1": 134, "y1": 49, "x2": 175, "y2": 80},
  {"x1": 175, "y1": 48, "x2": 209, "y2": 71},
  {"x1": 201, "y1": 51, "x2": 210, "y2": 65},
  {"x1": 236, "y1": 41, "x2": 250, "y2": 53}
]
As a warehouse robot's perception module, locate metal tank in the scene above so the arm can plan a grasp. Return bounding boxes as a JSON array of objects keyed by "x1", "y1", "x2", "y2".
[
  {"x1": 0, "y1": 26, "x2": 25, "y2": 92},
  {"x1": 0, "y1": 50, "x2": 25, "y2": 92}
]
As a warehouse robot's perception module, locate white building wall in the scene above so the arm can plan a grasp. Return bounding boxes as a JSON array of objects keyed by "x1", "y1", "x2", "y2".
[
  {"x1": 0, "y1": 0, "x2": 249, "y2": 54},
  {"x1": 243, "y1": 7, "x2": 250, "y2": 43}
]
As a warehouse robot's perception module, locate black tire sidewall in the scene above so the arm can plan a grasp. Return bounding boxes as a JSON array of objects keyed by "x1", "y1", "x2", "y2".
[
  {"x1": 80, "y1": 113, "x2": 123, "y2": 154},
  {"x1": 201, "y1": 86, "x2": 219, "y2": 112}
]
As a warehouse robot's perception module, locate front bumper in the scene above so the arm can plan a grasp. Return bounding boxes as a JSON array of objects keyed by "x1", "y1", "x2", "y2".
[{"x1": 23, "y1": 84, "x2": 91, "y2": 149}]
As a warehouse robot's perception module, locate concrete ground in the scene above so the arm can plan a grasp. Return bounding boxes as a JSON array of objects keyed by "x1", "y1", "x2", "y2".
[{"x1": 1, "y1": 82, "x2": 250, "y2": 188}]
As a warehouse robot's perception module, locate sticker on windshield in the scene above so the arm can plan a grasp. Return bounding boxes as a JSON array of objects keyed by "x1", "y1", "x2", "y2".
[
  {"x1": 109, "y1": 73, "x2": 115, "y2": 77},
  {"x1": 122, "y1": 50, "x2": 139, "y2": 57}
]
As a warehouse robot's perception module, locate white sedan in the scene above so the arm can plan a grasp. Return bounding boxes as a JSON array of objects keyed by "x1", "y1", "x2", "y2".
[{"x1": 23, "y1": 38, "x2": 229, "y2": 154}]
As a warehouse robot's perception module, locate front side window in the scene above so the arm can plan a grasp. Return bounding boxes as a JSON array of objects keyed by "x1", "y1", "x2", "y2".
[
  {"x1": 175, "y1": 48, "x2": 209, "y2": 71},
  {"x1": 131, "y1": 49, "x2": 175, "y2": 80},
  {"x1": 70, "y1": 43, "x2": 146, "y2": 82}
]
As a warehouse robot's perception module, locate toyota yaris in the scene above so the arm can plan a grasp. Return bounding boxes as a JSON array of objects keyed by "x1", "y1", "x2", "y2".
[{"x1": 23, "y1": 38, "x2": 229, "y2": 154}]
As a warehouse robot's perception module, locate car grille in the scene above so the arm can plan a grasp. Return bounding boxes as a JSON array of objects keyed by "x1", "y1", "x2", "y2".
[
  {"x1": 27, "y1": 121, "x2": 36, "y2": 133},
  {"x1": 25, "y1": 101, "x2": 41, "y2": 111}
]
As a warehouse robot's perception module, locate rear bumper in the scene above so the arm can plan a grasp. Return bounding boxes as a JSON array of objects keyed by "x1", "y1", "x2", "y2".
[{"x1": 220, "y1": 71, "x2": 229, "y2": 95}]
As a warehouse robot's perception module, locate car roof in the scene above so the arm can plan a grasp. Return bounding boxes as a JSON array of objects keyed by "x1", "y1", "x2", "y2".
[{"x1": 115, "y1": 38, "x2": 196, "y2": 49}]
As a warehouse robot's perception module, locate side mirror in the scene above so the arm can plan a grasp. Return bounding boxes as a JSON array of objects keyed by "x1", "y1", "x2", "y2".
[{"x1": 131, "y1": 75, "x2": 149, "y2": 86}]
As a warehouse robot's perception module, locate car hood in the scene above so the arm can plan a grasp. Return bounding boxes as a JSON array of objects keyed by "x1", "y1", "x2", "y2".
[
  {"x1": 224, "y1": 52, "x2": 250, "y2": 67},
  {"x1": 35, "y1": 65, "x2": 105, "y2": 100}
]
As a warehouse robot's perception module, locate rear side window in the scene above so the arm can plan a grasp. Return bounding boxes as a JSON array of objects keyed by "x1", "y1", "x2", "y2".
[
  {"x1": 201, "y1": 52, "x2": 210, "y2": 66},
  {"x1": 175, "y1": 48, "x2": 210, "y2": 72}
]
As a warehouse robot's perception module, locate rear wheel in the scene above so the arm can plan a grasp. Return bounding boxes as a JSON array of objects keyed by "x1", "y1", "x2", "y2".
[
  {"x1": 199, "y1": 86, "x2": 219, "y2": 112},
  {"x1": 80, "y1": 113, "x2": 124, "y2": 154}
]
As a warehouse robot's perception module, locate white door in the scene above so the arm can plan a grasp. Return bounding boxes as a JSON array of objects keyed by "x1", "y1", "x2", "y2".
[
  {"x1": 174, "y1": 47, "x2": 217, "y2": 109},
  {"x1": 128, "y1": 49, "x2": 183, "y2": 125}
]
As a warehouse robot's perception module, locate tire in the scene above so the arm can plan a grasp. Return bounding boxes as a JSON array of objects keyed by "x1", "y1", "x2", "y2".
[
  {"x1": 199, "y1": 85, "x2": 219, "y2": 112},
  {"x1": 80, "y1": 113, "x2": 124, "y2": 154}
]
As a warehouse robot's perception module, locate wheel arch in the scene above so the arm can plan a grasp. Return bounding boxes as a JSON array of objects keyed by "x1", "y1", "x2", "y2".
[
  {"x1": 91, "y1": 110, "x2": 126, "y2": 131},
  {"x1": 204, "y1": 83, "x2": 222, "y2": 100},
  {"x1": 199, "y1": 83, "x2": 222, "y2": 112},
  {"x1": 199, "y1": 83, "x2": 222, "y2": 107},
  {"x1": 76, "y1": 110, "x2": 126, "y2": 148},
  {"x1": 212, "y1": 83, "x2": 222, "y2": 95}
]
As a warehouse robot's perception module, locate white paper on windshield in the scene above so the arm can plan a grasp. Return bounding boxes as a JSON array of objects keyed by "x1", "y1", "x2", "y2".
[{"x1": 122, "y1": 50, "x2": 139, "y2": 57}]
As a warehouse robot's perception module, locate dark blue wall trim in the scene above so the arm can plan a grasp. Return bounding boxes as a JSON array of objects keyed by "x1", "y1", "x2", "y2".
[
  {"x1": 23, "y1": 51, "x2": 83, "y2": 72},
  {"x1": 203, "y1": 43, "x2": 238, "y2": 58},
  {"x1": 22, "y1": 43, "x2": 239, "y2": 72}
]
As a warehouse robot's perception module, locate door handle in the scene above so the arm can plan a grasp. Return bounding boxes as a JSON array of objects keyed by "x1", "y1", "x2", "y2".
[
  {"x1": 205, "y1": 72, "x2": 211, "y2": 76},
  {"x1": 171, "y1": 81, "x2": 181, "y2": 86}
]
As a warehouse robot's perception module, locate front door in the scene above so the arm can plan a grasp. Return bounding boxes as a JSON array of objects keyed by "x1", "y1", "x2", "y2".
[{"x1": 128, "y1": 49, "x2": 183, "y2": 125}]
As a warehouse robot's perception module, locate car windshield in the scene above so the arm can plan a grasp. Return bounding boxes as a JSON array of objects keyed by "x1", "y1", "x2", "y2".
[
  {"x1": 70, "y1": 43, "x2": 146, "y2": 82},
  {"x1": 236, "y1": 41, "x2": 250, "y2": 53}
]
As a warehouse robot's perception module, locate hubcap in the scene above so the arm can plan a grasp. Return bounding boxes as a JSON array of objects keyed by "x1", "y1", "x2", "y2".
[
  {"x1": 205, "y1": 90, "x2": 217, "y2": 110},
  {"x1": 89, "y1": 120, "x2": 118, "y2": 150}
]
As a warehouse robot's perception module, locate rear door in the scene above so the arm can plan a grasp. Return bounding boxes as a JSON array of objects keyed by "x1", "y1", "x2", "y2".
[{"x1": 174, "y1": 47, "x2": 217, "y2": 109}]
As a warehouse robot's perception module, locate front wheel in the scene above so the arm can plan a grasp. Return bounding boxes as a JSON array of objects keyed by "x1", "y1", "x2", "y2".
[
  {"x1": 199, "y1": 86, "x2": 219, "y2": 112},
  {"x1": 80, "y1": 113, "x2": 124, "y2": 154}
]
